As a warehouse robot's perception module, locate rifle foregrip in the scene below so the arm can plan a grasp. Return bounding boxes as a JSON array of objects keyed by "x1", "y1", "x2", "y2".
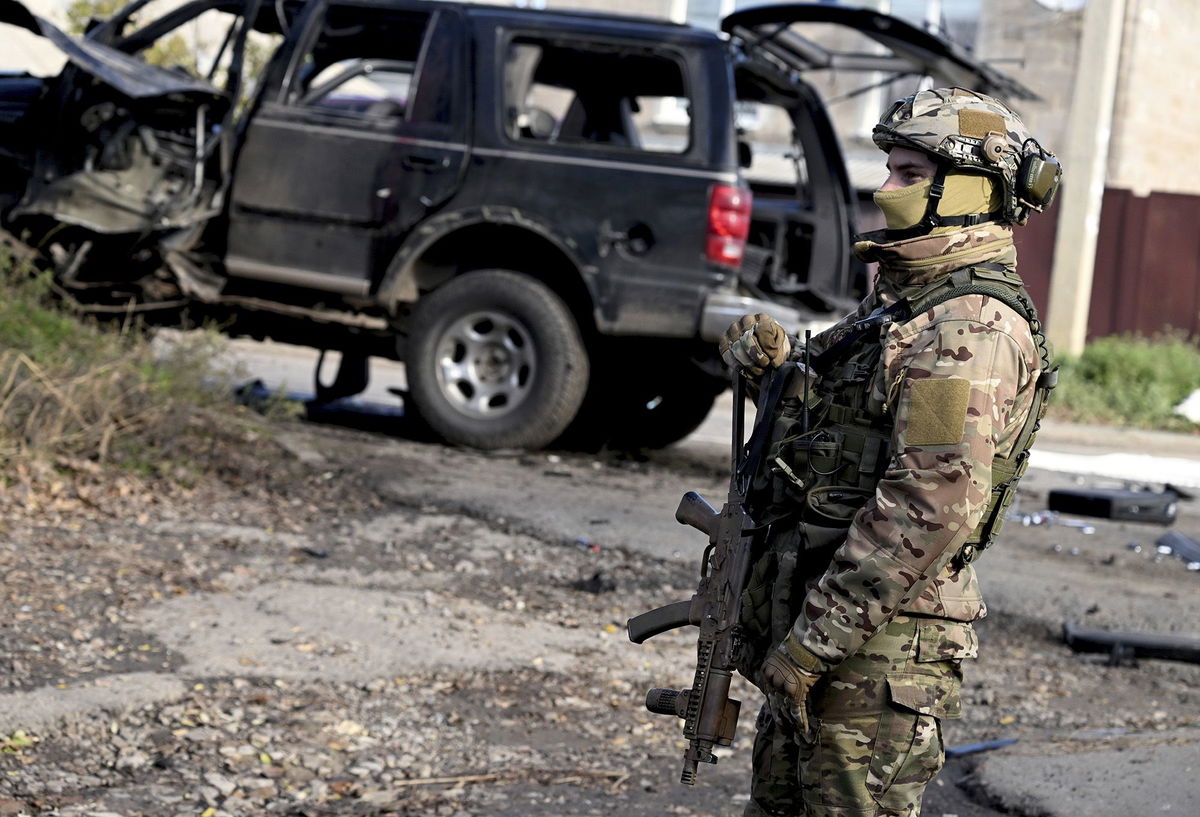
[
  {"x1": 676, "y1": 491, "x2": 720, "y2": 539},
  {"x1": 645, "y1": 687, "x2": 687, "y2": 718}
]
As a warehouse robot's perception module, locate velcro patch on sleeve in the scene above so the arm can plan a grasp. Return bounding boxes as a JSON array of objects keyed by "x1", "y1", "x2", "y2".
[
  {"x1": 906, "y1": 377, "x2": 971, "y2": 446},
  {"x1": 959, "y1": 109, "x2": 1006, "y2": 139}
]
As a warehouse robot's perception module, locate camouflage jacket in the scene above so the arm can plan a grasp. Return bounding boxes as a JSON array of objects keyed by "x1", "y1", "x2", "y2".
[{"x1": 789, "y1": 226, "x2": 1041, "y2": 667}]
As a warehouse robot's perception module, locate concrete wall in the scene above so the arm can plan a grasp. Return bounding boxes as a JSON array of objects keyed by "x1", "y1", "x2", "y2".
[
  {"x1": 539, "y1": 0, "x2": 676, "y2": 20},
  {"x1": 975, "y1": 0, "x2": 1083, "y2": 163},
  {"x1": 1107, "y1": 0, "x2": 1200, "y2": 196},
  {"x1": 979, "y1": 0, "x2": 1200, "y2": 198}
]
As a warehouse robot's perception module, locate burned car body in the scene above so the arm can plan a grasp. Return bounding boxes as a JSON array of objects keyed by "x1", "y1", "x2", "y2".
[{"x1": 0, "y1": 0, "x2": 1032, "y2": 450}]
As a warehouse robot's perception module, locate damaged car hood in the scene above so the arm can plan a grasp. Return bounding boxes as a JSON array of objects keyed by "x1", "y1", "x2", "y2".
[
  {"x1": 0, "y1": 0, "x2": 224, "y2": 101},
  {"x1": 1, "y1": 0, "x2": 230, "y2": 234}
]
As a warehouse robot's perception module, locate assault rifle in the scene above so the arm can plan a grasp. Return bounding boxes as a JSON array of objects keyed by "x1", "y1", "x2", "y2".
[{"x1": 627, "y1": 365, "x2": 789, "y2": 785}]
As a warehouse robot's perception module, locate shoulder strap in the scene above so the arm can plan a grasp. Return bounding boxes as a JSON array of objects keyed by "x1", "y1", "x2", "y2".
[
  {"x1": 811, "y1": 301, "x2": 909, "y2": 376},
  {"x1": 813, "y1": 263, "x2": 1033, "y2": 376}
]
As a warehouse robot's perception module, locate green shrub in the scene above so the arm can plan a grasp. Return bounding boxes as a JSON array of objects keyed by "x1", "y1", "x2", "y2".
[{"x1": 1050, "y1": 333, "x2": 1200, "y2": 431}]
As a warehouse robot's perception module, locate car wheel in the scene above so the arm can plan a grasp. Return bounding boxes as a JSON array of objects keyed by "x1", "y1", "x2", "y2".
[
  {"x1": 558, "y1": 348, "x2": 723, "y2": 451},
  {"x1": 605, "y1": 371, "x2": 722, "y2": 450},
  {"x1": 405, "y1": 270, "x2": 589, "y2": 450}
]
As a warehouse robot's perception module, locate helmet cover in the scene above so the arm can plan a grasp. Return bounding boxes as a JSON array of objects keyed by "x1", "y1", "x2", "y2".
[{"x1": 874, "y1": 87, "x2": 1060, "y2": 225}]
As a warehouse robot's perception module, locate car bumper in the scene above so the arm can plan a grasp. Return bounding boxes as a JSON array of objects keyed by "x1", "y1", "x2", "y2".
[{"x1": 699, "y1": 291, "x2": 831, "y2": 342}]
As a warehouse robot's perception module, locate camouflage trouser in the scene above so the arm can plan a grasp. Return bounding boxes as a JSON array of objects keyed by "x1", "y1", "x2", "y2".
[{"x1": 744, "y1": 615, "x2": 975, "y2": 817}]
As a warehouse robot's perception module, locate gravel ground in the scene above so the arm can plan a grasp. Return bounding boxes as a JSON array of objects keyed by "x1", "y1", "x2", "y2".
[{"x1": 1, "y1": 419, "x2": 1198, "y2": 816}]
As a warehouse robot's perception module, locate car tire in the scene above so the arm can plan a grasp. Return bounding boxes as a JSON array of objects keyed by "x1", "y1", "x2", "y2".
[
  {"x1": 558, "y1": 348, "x2": 723, "y2": 451},
  {"x1": 604, "y1": 370, "x2": 722, "y2": 450},
  {"x1": 405, "y1": 269, "x2": 589, "y2": 450}
]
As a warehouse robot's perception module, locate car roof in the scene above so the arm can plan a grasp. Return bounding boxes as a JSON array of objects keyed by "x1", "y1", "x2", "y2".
[{"x1": 409, "y1": 0, "x2": 720, "y2": 44}]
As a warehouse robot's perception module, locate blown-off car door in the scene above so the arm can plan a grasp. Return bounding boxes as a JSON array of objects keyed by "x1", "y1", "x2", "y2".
[{"x1": 224, "y1": 3, "x2": 466, "y2": 296}]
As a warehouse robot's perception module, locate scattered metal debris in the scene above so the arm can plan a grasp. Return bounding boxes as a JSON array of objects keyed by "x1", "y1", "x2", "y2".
[
  {"x1": 1063, "y1": 620, "x2": 1200, "y2": 665},
  {"x1": 1018, "y1": 510, "x2": 1095, "y2": 534},
  {"x1": 571, "y1": 571, "x2": 617, "y2": 594},
  {"x1": 944, "y1": 737, "x2": 1018, "y2": 758},
  {"x1": 1156, "y1": 531, "x2": 1200, "y2": 567}
]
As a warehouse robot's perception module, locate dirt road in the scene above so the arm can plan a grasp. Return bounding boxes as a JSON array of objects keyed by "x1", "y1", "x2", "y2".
[{"x1": 1, "y1": 412, "x2": 1198, "y2": 816}]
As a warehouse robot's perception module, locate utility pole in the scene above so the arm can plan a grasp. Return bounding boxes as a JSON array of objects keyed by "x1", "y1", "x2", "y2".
[{"x1": 1045, "y1": 0, "x2": 1128, "y2": 356}]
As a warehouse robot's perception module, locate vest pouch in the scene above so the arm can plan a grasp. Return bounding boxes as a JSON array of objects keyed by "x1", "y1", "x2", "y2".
[
  {"x1": 772, "y1": 434, "x2": 841, "y2": 484},
  {"x1": 798, "y1": 521, "x2": 854, "y2": 550},
  {"x1": 805, "y1": 485, "x2": 874, "y2": 527}
]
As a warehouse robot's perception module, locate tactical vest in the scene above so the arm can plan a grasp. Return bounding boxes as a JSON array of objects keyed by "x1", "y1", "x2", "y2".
[{"x1": 754, "y1": 263, "x2": 1058, "y2": 566}]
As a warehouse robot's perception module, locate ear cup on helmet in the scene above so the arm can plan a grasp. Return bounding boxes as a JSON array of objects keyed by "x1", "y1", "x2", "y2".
[{"x1": 1017, "y1": 153, "x2": 1063, "y2": 208}]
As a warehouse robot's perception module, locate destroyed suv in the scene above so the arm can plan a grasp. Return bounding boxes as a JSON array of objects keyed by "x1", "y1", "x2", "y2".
[{"x1": 0, "y1": 0, "x2": 1030, "y2": 449}]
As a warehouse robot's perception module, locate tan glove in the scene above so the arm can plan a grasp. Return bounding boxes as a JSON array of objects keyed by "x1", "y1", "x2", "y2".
[
  {"x1": 762, "y1": 641, "x2": 828, "y2": 739},
  {"x1": 719, "y1": 313, "x2": 791, "y2": 377}
]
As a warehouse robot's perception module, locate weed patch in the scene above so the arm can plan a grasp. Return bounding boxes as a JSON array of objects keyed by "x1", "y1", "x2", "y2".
[
  {"x1": 0, "y1": 245, "x2": 293, "y2": 474},
  {"x1": 1050, "y1": 333, "x2": 1200, "y2": 431}
]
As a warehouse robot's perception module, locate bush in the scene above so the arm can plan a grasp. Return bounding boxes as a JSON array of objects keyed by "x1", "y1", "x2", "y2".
[
  {"x1": 1050, "y1": 333, "x2": 1200, "y2": 431},
  {"x1": 0, "y1": 245, "x2": 271, "y2": 470}
]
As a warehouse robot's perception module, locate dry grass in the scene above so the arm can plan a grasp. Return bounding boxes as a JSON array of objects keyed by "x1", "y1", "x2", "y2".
[{"x1": 0, "y1": 244, "x2": 282, "y2": 475}]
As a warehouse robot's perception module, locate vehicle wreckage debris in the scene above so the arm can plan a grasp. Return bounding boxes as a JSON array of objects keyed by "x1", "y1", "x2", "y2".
[
  {"x1": 1018, "y1": 510, "x2": 1095, "y2": 534},
  {"x1": 1155, "y1": 530, "x2": 1200, "y2": 569},
  {"x1": 1048, "y1": 486, "x2": 1183, "y2": 525},
  {"x1": 1062, "y1": 620, "x2": 1200, "y2": 665}
]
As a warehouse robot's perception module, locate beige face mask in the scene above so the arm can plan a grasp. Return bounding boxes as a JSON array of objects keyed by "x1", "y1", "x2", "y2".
[
  {"x1": 873, "y1": 174, "x2": 1001, "y2": 233},
  {"x1": 873, "y1": 178, "x2": 933, "y2": 231}
]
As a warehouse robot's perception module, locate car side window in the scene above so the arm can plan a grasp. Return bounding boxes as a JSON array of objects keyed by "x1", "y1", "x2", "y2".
[
  {"x1": 291, "y1": 5, "x2": 445, "y2": 124},
  {"x1": 504, "y1": 37, "x2": 691, "y2": 154},
  {"x1": 301, "y1": 60, "x2": 414, "y2": 117},
  {"x1": 738, "y1": 102, "x2": 810, "y2": 196}
]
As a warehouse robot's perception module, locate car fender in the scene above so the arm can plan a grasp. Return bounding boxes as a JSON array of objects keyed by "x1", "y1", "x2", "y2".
[{"x1": 378, "y1": 205, "x2": 601, "y2": 322}]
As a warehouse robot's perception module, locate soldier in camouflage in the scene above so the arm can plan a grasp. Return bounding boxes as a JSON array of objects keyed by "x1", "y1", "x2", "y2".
[{"x1": 719, "y1": 88, "x2": 1061, "y2": 817}]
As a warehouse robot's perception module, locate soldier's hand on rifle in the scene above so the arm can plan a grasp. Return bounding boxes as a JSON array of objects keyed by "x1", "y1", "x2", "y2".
[
  {"x1": 720, "y1": 313, "x2": 791, "y2": 377},
  {"x1": 762, "y1": 639, "x2": 828, "y2": 737}
]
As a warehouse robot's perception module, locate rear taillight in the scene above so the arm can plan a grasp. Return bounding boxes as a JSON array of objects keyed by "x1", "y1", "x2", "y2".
[{"x1": 706, "y1": 184, "x2": 752, "y2": 268}]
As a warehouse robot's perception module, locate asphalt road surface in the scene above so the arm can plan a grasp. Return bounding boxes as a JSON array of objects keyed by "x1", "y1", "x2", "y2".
[{"x1": 16, "y1": 333, "x2": 1179, "y2": 817}]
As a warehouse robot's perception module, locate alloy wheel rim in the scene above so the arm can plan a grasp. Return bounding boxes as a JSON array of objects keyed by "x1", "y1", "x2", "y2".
[{"x1": 434, "y1": 310, "x2": 536, "y2": 419}]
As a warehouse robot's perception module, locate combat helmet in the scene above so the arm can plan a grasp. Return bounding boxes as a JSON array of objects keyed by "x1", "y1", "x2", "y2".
[{"x1": 873, "y1": 87, "x2": 1061, "y2": 235}]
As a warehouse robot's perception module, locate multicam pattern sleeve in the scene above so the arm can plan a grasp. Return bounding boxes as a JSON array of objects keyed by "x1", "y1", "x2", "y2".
[{"x1": 790, "y1": 295, "x2": 1037, "y2": 666}]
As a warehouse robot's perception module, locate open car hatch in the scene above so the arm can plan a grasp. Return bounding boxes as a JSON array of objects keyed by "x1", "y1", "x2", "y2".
[{"x1": 723, "y1": 3, "x2": 1036, "y2": 101}]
